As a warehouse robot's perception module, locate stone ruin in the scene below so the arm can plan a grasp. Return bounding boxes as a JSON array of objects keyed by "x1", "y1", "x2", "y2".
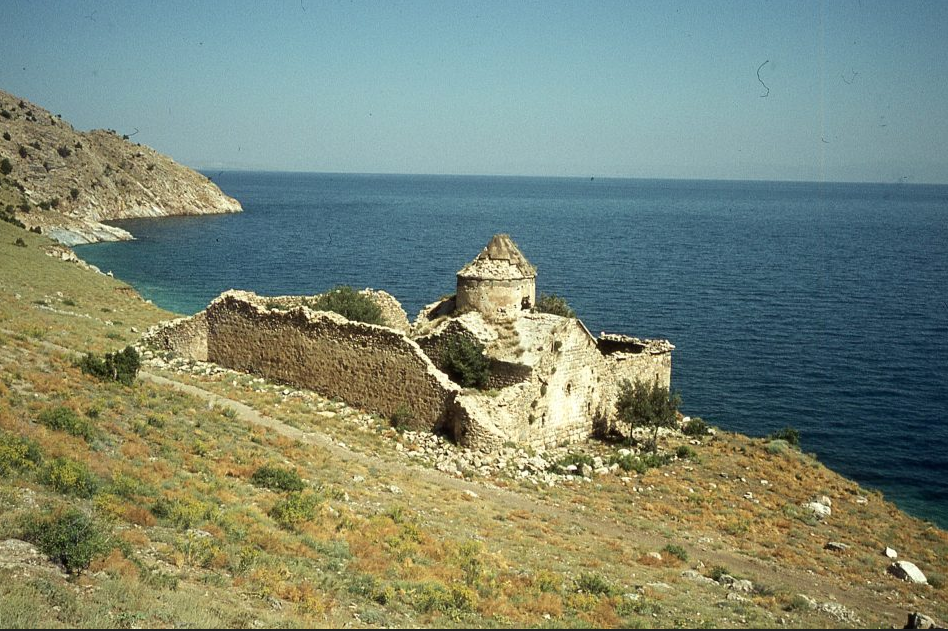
[{"x1": 143, "y1": 234, "x2": 673, "y2": 450}]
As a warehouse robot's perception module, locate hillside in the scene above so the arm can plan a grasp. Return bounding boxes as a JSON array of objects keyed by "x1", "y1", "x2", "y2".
[
  {"x1": 0, "y1": 89, "x2": 240, "y2": 245},
  {"x1": 0, "y1": 221, "x2": 946, "y2": 628}
]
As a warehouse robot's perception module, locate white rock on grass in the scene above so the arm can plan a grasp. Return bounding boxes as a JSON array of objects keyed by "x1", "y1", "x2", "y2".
[
  {"x1": 884, "y1": 546, "x2": 898, "y2": 559},
  {"x1": 888, "y1": 561, "x2": 927, "y2": 584}
]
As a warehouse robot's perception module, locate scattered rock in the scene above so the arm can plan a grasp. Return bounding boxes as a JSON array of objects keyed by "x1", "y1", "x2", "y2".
[
  {"x1": 818, "y1": 602, "x2": 860, "y2": 624},
  {"x1": 794, "y1": 594, "x2": 818, "y2": 610},
  {"x1": 387, "y1": 485, "x2": 402, "y2": 495},
  {"x1": 646, "y1": 551, "x2": 662, "y2": 562},
  {"x1": 889, "y1": 561, "x2": 927, "y2": 584},
  {"x1": 824, "y1": 541, "x2": 849, "y2": 552},
  {"x1": 718, "y1": 574, "x2": 754, "y2": 593},
  {"x1": 681, "y1": 569, "x2": 717, "y2": 586}
]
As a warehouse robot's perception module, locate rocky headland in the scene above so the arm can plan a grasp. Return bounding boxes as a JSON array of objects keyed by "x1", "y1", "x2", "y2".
[{"x1": 0, "y1": 89, "x2": 241, "y2": 245}]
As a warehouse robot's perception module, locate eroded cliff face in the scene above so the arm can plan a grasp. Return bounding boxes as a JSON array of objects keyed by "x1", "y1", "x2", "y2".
[{"x1": 0, "y1": 89, "x2": 241, "y2": 245}]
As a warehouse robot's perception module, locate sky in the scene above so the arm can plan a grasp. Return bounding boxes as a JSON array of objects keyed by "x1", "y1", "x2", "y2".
[{"x1": 1, "y1": 0, "x2": 947, "y2": 183}]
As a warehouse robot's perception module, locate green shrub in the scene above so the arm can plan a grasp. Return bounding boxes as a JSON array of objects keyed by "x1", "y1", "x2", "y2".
[
  {"x1": 310, "y1": 286, "x2": 385, "y2": 326},
  {"x1": 441, "y1": 334, "x2": 490, "y2": 389},
  {"x1": 0, "y1": 430, "x2": 43, "y2": 474},
  {"x1": 681, "y1": 417, "x2": 708, "y2": 436},
  {"x1": 0, "y1": 158, "x2": 12, "y2": 175},
  {"x1": 662, "y1": 543, "x2": 689, "y2": 562},
  {"x1": 534, "y1": 292, "x2": 576, "y2": 318},
  {"x1": 412, "y1": 581, "x2": 478, "y2": 614},
  {"x1": 57, "y1": 146, "x2": 72, "y2": 158},
  {"x1": 676, "y1": 445, "x2": 696, "y2": 460},
  {"x1": 768, "y1": 426, "x2": 800, "y2": 447},
  {"x1": 610, "y1": 451, "x2": 671, "y2": 474},
  {"x1": 250, "y1": 465, "x2": 305, "y2": 492},
  {"x1": 37, "y1": 406, "x2": 94, "y2": 441},
  {"x1": 765, "y1": 439, "x2": 789, "y2": 455},
  {"x1": 22, "y1": 508, "x2": 112, "y2": 573},
  {"x1": 574, "y1": 571, "x2": 616, "y2": 595},
  {"x1": 151, "y1": 496, "x2": 215, "y2": 529},
  {"x1": 77, "y1": 345, "x2": 140, "y2": 386},
  {"x1": 42, "y1": 457, "x2": 98, "y2": 497},
  {"x1": 615, "y1": 378, "x2": 681, "y2": 452},
  {"x1": 390, "y1": 404, "x2": 413, "y2": 430},
  {"x1": 2, "y1": 131, "x2": 10, "y2": 140},
  {"x1": 269, "y1": 491, "x2": 318, "y2": 530}
]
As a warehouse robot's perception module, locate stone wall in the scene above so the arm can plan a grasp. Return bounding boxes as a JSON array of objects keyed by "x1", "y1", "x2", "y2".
[
  {"x1": 201, "y1": 291, "x2": 459, "y2": 431},
  {"x1": 143, "y1": 312, "x2": 209, "y2": 361},
  {"x1": 457, "y1": 276, "x2": 536, "y2": 314}
]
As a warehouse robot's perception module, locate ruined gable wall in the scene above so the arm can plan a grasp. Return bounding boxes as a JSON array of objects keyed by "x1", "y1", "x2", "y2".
[
  {"x1": 143, "y1": 312, "x2": 208, "y2": 361},
  {"x1": 204, "y1": 293, "x2": 458, "y2": 431}
]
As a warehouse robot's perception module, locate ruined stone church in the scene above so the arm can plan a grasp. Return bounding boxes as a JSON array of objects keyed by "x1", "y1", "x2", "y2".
[{"x1": 145, "y1": 235, "x2": 673, "y2": 450}]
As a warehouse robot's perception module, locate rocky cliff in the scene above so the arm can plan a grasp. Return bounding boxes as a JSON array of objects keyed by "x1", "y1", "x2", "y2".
[{"x1": 0, "y1": 89, "x2": 241, "y2": 245}]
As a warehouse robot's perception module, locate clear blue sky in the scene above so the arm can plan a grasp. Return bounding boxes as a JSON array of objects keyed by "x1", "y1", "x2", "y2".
[{"x1": 2, "y1": 0, "x2": 947, "y2": 183}]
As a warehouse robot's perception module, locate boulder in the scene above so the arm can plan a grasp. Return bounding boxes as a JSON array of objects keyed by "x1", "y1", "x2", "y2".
[
  {"x1": 904, "y1": 612, "x2": 938, "y2": 629},
  {"x1": 888, "y1": 561, "x2": 927, "y2": 584},
  {"x1": 824, "y1": 541, "x2": 850, "y2": 552},
  {"x1": 884, "y1": 547, "x2": 898, "y2": 559},
  {"x1": 804, "y1": 501, "x2": 832, "y2": 520}
]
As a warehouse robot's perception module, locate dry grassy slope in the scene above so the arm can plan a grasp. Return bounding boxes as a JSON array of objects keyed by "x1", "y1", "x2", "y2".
[
  {"x1": 0, "y1": 220, "x2": 945, "y2": 628},
  {"x1": 0, "y1": 89, "x2": 241, "y2": 244}
]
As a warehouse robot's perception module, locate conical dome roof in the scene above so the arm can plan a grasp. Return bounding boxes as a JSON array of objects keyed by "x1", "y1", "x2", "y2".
[{"x1": 457, "y1": 234, "x2": 537, "y2": 280}]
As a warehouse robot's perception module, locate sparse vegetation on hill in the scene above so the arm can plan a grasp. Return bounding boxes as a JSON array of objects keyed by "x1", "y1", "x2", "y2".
[{"x1": 0, "y1": 219, "x2": 945, "y2": 628}]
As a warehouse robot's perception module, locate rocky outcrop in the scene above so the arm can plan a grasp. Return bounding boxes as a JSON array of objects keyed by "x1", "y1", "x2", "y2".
[{"x1": 0, "y1": 89, "x2": 241, "y2": 245}]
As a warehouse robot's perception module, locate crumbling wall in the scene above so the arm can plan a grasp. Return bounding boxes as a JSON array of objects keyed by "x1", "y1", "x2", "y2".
[
  {"x1": 143, "y1": 311, "x2": 208, "y2": 361},
  {"x1": 202, "y1": 291, "x2": 459, "y2": 431}
]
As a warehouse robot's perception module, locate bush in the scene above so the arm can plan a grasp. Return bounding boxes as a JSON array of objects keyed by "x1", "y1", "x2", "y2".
[
  {"x1": 676, "y1": 445, "x2": 696, "y2": 460},
  {"x1": 610, "y1": 451, "x2": 671, "y2": 474},
  {"x1": 42, "y1": 457, "x2": 98, "y2": 497},
  {"x1": 310, "y1": 286, "x2": 385, "y2": 326},
  {"x1": 441, "y1": 334, "x2": 490, "y2": 389},
  {"x1": 22, "y1": 508, "x2": 112, "y2": 573},
  {"x1": 2, "y1": 131, "x2": 10, "y2": 140},
  {"x1": 151, "y1": 496, "x2": 214, "y2": 529},
  {"x1": 0, "y1": 158, "x2": 12, "y2": 175},
  {"x1": 18, "y1": 145, "x2": 27, "y2": 158},
  {"x1": 250, "y1": 465, "x2": 305, "y2": 492},
  {"x1": 662, "y1": 543, "x2": 689, "y2": 562},
  {"x1": 0, "y1": 430, "x2": 43, "y2": 474},
  {"x1": 57, "y1": 146, "x2": 72, "y2": 158},
  {"x1": 412, "y1": 581, "x2": 478, "y2": 614},
  {"x1": 534, "y1": 292, "x2": 576, "y2": 318},
  {"x1": 37, "y1": 406, "x2": 94, "y2": 441},
  {"x1": 765, "y1": 439, "x2": 789, "y2": 455},
  {"x1": 615, "y1": 378, "x2": 681, "y2": 452},
  {"x1": 681, "y1": 417, "x2": 708, "y2": 436},
  {"x1": 77, "y1": 345, "x2": 140, "y2": 386},
  {"x1": 574, "y1": 571, "x2": 616, "y2": 595},
  {"x1": 269, "y1": 491, "x2": 318, "y2": 530},
  {"x1": 768, "y1": 426, "x2": 800, "y2": 447},
  {"x1": 390, "y1": 404, "x2": 413, "y2": 430}
]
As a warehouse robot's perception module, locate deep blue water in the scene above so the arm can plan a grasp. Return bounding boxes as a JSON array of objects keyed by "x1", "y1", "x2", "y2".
[{"x1": 76, "y1": 172, "x2": 948, "y2": 528}]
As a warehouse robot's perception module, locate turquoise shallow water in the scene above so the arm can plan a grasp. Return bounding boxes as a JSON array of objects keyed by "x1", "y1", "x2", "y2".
[{"x1": 76, "y1": 172, "x2": 948, "y2": 527}]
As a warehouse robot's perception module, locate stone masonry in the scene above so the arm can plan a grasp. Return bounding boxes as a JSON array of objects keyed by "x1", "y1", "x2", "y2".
[{"x1": 144, "y1": 235, "x2": 673, "y2": 451}]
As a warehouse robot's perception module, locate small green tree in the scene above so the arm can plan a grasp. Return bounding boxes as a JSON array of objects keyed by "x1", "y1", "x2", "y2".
[
  {"x1": 534, "y1": 292, "x2": 576, "y2": 318},
  {"x1": 310, "y1": 285, "x2": 386, "y2": 326},
  {"x1": 77, "y1": 345, "x2": 140, "y2": 386},
  {"x1": 22, "y1": 508, "x2": 112, "y2": 573},
  {"x1": 0, "y1": 158, "x2": 12, "y2": 175},
  {"x1": 615, "y1": 378, "x2": 681, "y2": 452},
  {"x1": 441, "y1": 334, "x2": 491, "y2": 389}
]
